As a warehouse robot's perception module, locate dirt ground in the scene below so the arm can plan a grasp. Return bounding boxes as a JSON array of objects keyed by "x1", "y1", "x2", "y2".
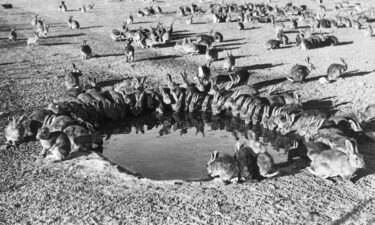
[{"x1": 1, "y1": 0, "x2": 375, "y2": 224}]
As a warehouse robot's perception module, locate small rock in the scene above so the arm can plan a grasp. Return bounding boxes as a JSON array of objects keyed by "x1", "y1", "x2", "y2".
[{"x1": 318, "y1": 77, "x2": 329, "y2": 84}]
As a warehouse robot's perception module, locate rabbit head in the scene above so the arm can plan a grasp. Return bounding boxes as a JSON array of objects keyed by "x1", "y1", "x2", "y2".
[
  {"x1": 261, "y1": 105, "x2": 271, "y2": 129},
  {"x1": 171, "y1": 91, "x2": 183, "y2": 112},
  {"x1": 36, "y1": 127, "x2": 51, "y2": 140},
  {"x1": 267, "y1": 107, "x2": 282, "y2": 130},
  {"x1": 346, "y1": 139, "x2": 365, "y2": 169},
  {"x1": 275, "y1": 113, "x2": 295, "y2": 135}
]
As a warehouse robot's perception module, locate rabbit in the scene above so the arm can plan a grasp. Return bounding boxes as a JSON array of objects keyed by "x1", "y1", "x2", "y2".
[
  {"x1": 363, "y1": 23, "x2": 373, "y2": 38},
  {"x1": 264, "y1": 39, "x2": 281, "y2": 50},
  {"x1": 8, "y1": 26, "x2": 17, "y2": 42},
  {"x1": 277, "y1": 31, "x2": 289, "y2": 45},
  {"x1": 212, "y1": 31, "x2": 223, "y2": 43},
  {"x1": 124, "y1": 38, "x2": 135, "y2": 62},
  {"x1": 63, "y1": 124, "x2": 92, "y2": 152},
  {"x1": 275, "y1": 110, "x2": 327, "y2": 136},
  {"x1": 127, "y1": 14, "x2": 134, "y2": 25},
  {"x1": 36, "y1": 23, "x2": 49, "y2": 38},
  {"x1": 356, "y1": 104, "x2": 375, "y2": 123},
  {"x1": 5, "y1": 115, "x2": 27, "y2": 146},
  {"x1": 186, "y1": 15, "x2": 193, "y2": 25},
  {"x1": 86, "y1": 86, "x2": 118, "y2": 120},
  {"x1": 79, "y1": 4, "x2": 86, "y2": 13},
  {"x1": 110, "y1": 29, "x2": 125, "y2": 41},
  {"x1": 29, "y1": 109, "x2": 53, "y2": 136},
  {"x1": 325, "y1": 58, "x2": 348, "y2": 81},
  {"x1": 252, "y1": 104, "x2": 266, "y2": 125},
  {"x1": 352, "y1": 19, "x2": 361, "y2": 30},
  {"x1": 307, "y1": 139, "x2": 365, "y2": 181},
  {"x1": 268, "y1": 92, "x2": 301, "y2": 106},
  {"x1": 267, "y1": 104, "x2": 303, "y2": 130},
  {"x1": 80, "y1": 40, "x2": 92, "y2": 59},
  {"x1": 234, "y1": 142, "x2": 257, "y2": 181},
  {"x1": 260, "y1": 105, "x2": 272, "y2": 129},
  {"x1": 31, "y1": 14, "x2": 38, "y2": 26},
  {"x1": 248, "y1": 131, "x2": 279, "y2": 178},
  {"x1": 230, "y1": 95, "x2": 247, "y2": 117},
  {"x1": 36, "y1": 17, "x2": 44, "y2": 27},
  {"x1": 286, "y1": 57, "x2": 316, "y2": 83},
  {"x1": 222, "y1": 51, "x2": 235, "y2": 72},
  {"x1": 42, "y1": 114, "x2": 75, "y2": 132},
  {"x1": 36, "y1": 127, "x2": 71, "y2": 161},
  {"x1": 207, "y1": 151, "x2": 239, "y2": 184},
  {"x1": 65, "y1": 63, "x2": 82, "y2": 89},
  {"x1": 58, "y1": 1, "x2": 67, "y2": 12},
  {"x1": 237, "y1": 20, "x2": 244, "y2": 30},
  {"x1": 27, "y1": 32, "x2": 39, "y2": 46},
  {"x1": 313, "y1": 127, "x2": 355, "y2": 154},
  {"x1": 170, "y1": 91, "x2": 184, "y2": 112},
  {"x1": 205, "y1": 46, "x2": 218, "y2": 66},
  {"x1": 68, "y1": 16, "x2": 80, "y2": 29},
  {"x1": 181, "y1": 38, "x2": 199, "y2": 54}
]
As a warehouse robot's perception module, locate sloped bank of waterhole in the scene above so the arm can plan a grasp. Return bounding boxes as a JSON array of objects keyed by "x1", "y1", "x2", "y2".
[{"x1": 103, "y1": 112, "x2": 301, "y2": 181}]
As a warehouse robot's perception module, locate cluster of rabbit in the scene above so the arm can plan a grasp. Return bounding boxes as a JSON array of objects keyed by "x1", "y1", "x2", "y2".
[
  {"x1": 7, "y1": 1, "x2": 94, "y2": 46},
  {"x1": 3, "y1": 0, "x2": 375, "y2": 183},
  {"x1": 4, "y1": 58, "x2": 375, "y2": 183}
]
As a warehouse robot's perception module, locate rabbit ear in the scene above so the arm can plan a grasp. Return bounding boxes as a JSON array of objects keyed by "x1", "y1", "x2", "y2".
[
  {"x1": 289, "y1": 114, "x2": 296, "y2": 123},
  {"x1": 315, "y1": 119, "x2": 325, "y2": 129},
  {"x1": 139, "y1": 92, "x2": 145, "y2": 100},
  {"x1": 234, "y1": 141, "x2": 243, "y2": 153},
  {"x1": 17, "y1": 115, "x2": 27, "y2": 124},
  {"x1": 293, "y1": 92, "x2": 300, "y2": 103},
  {"x1": 263, "y1": 105, "x2": 270, "y2": 115},
  {"x1": 345, "y1": 139, "x2": 356, "y2": 155},
  {"x1": 178, "y1": 93, "x2": 184, "y2": 101},
  {"x1": 271, "y1": 106, "x2": 278, "y2": 115},
  {"x1": 248, "y1": 130, "x2": 256, "y2": 140}
]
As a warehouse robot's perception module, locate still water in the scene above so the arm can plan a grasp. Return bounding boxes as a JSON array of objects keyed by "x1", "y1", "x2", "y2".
[{"x1": 103, "y1": 112, "x2": 298, "y2": 180}]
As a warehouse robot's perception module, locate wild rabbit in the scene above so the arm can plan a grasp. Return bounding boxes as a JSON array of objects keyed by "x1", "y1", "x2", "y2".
[
  {"x1": 248, "y1": 130, "x2": 279, "y2": 178},
  {"x1": 234, "y1": 141, "x2": 257, "y2": 181},
  {"x1": 31, "y1": 14, "x2": 38, "y2": 26},
  {"x1": 222, "y1": 51, "x2": 235, "y2": 72},
  {"x1": 5, "y1": 115, "x2": 27, "y2": 146},
  {"x1": 63, "y1": 124, "x2": 92, "y2": 152},
  {"x1": 27, "y1": 32, "x2": 39, "y2": 46},
  {"x1": 68, "y1": 16, "x2": 80, "y2": 29},
  {"x1": 42, "y1": 114, "x2": 75, "y2": 132},
  {"x1": 207, "y1": 151, "x2": 239, "y2": 184},
  {"x1": 326, "y1": 58, "x2": 348, "y2": 81},
  {"x1": 36, "y1": 127, "x2": 71, "y2": 161},
  {"x1": 8, "y1": 26, "x2": 17, "y2": 41},
  {"x1": 124, "y1": 38, "x2": 135, "y2": 62},
  {"x1": 58, "y1": 1, "x2": 67, "y2": 12},
  {"x1": 80, "y1": 40, "x2": 92, "y2": 59},
  {"x1": 286, "y1": 57, "x2": 316, "y2": 83},
  {"x1": 307, "y1": 139, "x2": 365, "y2": 181},
  {"x1": 65, "y1": 63, "x2": 82, "y2": 89}
]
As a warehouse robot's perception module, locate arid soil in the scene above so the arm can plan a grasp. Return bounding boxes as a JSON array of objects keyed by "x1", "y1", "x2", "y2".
[{"x1": 1, "y1": 0, "x2": 375, "y2": 224}]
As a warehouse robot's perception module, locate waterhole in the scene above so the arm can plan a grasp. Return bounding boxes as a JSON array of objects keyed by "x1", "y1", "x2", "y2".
[{"x1": 103, "y1": 113, "x2": 299, "y2": 180}]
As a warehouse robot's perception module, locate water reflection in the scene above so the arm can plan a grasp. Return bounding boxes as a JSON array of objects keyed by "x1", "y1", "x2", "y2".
[{"x1": 102, "y1": 112, "x2": 302, "y2": 180}]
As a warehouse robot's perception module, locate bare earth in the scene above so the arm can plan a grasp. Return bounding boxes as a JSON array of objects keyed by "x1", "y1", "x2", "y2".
[{"x1": 1, "y1": 0, "x2": 375, "y2": 224}]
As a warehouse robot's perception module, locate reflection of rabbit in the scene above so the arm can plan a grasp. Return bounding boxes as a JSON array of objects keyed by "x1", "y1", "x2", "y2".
[{"x1": 248, "y1": 131, "x2": 279, "y2": 178}]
